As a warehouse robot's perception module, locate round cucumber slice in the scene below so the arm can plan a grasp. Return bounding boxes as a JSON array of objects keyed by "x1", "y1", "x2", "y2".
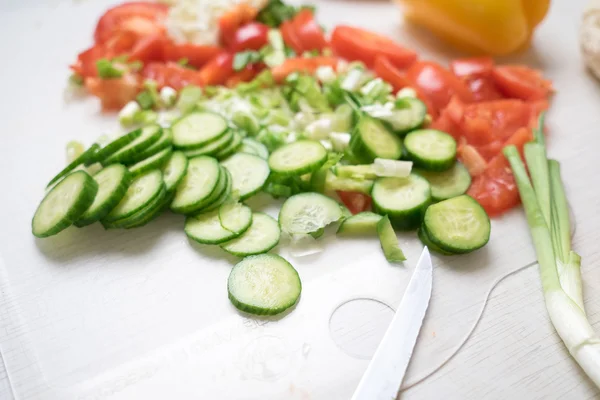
[
  {"x1": 350, "y1": 117, "x2": 403, "y2": 163},
  {"x1": 102, "y1": 125, "x2": 163, "y2": 165},
  {"x1": 218, "y1": 202, "x2": 252, "y2": 235},
  {"x1": 423, "y1": 195, "x2": 491, "y2": 254},
  {"x1": 185, "y1": 209, "x2": 239, "y2": 245},
  {"x1": 404, "y1": 129, "x2": 457, "y2": 171},
  {"x1": 215, "y1": 130, "x2": 243, "y2": 160},
  {"x1": 222, "y1": 152, "x2": 270, "y2": 201},
  {"x1": 32, "y1": 170, "x2": 98, "y2": 237},
  {"x1": 126, "y1": 128, "x2": 173, "y2": 164},
  {"x1": 201, "y1": 168, "x2": 233, "y2": 212},
  {"x1": 162, "y1": 151, "x2": 188, "y2": 193},
  {"x1": 46, "y1": 144, "x2": 101, "y2": 188},
  {"x1": 278, "y1": 192, "x2": 343, "y2": 236},
  {"x1": 182, "y1": 129, "x2": 233, "y2": 158},
  {"x1": 172, "y1": 112, "x2": 228, "y2": 149},
  {"x1": 371, "y1": 174, "x2": 431, "y2": 230},
  {"x1": 227, "y1": 253, "x2": 301, "y2": 316},
  {"x1": 75, "y1": 164, "x2": 132, "y2": 227},
  {"x1": 171, "y1": 156, "x2": 221, "y2": 214},
  {"x1": 415, "y1": 162, "x2": 472, "y2": 202},
  {"x1": 103, "y1": 169, "x2": 164, "y2": 223},
  {"x1": 220, "y1": 213, "x2": 280, "y2": 256},
  {"x1": 239, "y1": 138, "x2": 269, "y2": 159},
  {"x1": 268, "y1": 141, "x2": 327, "y2": 176},
  {"x1": 128, "y1": 147, "x2": 173, "y2": 177},
  {"x1": 336, "y1": 211, "x2": 383, "y2": 236},
  {"x1": 93, "y1": 128, "x2": 142, "y2": 164}
]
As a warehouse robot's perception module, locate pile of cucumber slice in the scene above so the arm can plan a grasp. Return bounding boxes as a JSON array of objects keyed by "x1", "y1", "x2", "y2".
[{"x1": 32, "y1": 83, "x2": 492, "y2": 316}]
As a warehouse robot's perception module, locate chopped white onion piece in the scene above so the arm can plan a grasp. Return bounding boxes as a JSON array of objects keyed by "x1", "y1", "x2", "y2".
[
  {"x1": 373, "y1": 158, "x2": 413, "y2": 178},
  {"x1": 329, "y1": 132, "x2": 351, "y2": 151}
]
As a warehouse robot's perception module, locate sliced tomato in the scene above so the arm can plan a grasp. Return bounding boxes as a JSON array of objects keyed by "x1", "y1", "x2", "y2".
[
  {"x1": 466, "y1": 77, "x2": 503, "y2": 102},
  {"x1": 373, "y1": 56, "x2": 410, "y2": 92},
  {"x1": 450, "y1": 57, "x2": 495, "y2": 78},
  {"x1": 331, "y1": 26, "x2": 417, "y2": 69},
  {"x1": 460, "y1": 99, "x2": 532, "y2": 145},
  {"x1": 226, "y1": 64, "x2": 262, "y2": 87},
  {"x1": 271, "y1": 56, "x2": 338, "y2": 82},
  {"x1": 457, "y1": 144, "x2": 487, "y2": 177},
  {"x1": 492, "y1": 66, "x2": 553, "y2": 101},
  {"x1": 94, "y1": 2, "x2": 168, "y2": 45},
  {"x1": 219, "y1": 3, "x2": 259, "y2": 47},
  {"x1": 85, "y1": 73, "x2": 141, "y2": 110},
  {"x1": 467, "y1": 165, "x2": 519, "y2": 217},
  {"x1": 293, "y1": 10, "x2": 327, "y2": 52},
  {"x1": 229, "y1": 22, "x2": 270, "y2": 52},
  {"x1": 163, "y1": 41, "x2": 222, "y2": 69},
  {"x1": 128, "y1": 34, "x2": 166, "y2": 63},
  {"x1": 281, "y1": 20, "x2": 304, "y2": 54},
  {"x1": 142, "y1": 62, "x2": 203, "y2": 90},
  {"x1": 198, "y1": 53, "x2": 235, "y2": 86},
  {"x1": 337, "y1": 191, "x2": 372, "y2": 214},
  {"x1": 406, "y1": 61, "x2": 473, "y2": 116}
]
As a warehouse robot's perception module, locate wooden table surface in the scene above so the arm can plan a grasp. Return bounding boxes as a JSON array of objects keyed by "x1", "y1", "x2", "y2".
[{"x1": 1, "y1": 0, "x2": 600, "y2": 399}]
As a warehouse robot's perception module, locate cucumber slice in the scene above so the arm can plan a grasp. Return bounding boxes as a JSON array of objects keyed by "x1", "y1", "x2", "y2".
[
  {"x1": 102, "y1": 125, "x2": 163, "y2": 165},
  {"x1": 162, "y1": 151, "x2": 188, "y2": 193},
  {"x1": 222, "y1": 153, "x2": 270, "y2": 200},
  {"x1": 350, "y1": 117, "x2": 403, "y2": 163},
  {"x1": 279, "y1": 192, "x2": 343, "y2": 236},
  {"x1": 103, "y1": 186, "x2": 166, "y2": 229},
  {"x1": 388, "y1": 97, "x2": 427, "y2": 134},
  {"x1": 220, "y1": 213, "x2": 281, "y2": 256},
  {"x1": 182, "y1": 130, "x2": 233, "y2": 158},
  {"x1": 185, "y1": 209, "x2": 239, "y2": 244},
  {"x1": 128, "y1": 147, "x2": 173, "y2": 177},
  {"x1": 423, "y1": 195, "x2": 490, "y2": 254},
  {"x1": 172, "y1": 112, "x2": 228, "y2": 149},
  {"x1": 415, "y1": 162, "x2": 472, "y2": 202},
  {"x1": 46, "y1": 144, "x2": 102, "y2": 188},
  {"x1": 323, "y1": 170, "x2": 374, "y2": 194},
  {"x1": 215, "y1": 130, "x2": 243, "y2": 160},
  {"x1": 170, "y1": 156, "x2": 221, "y2": 214},
  {"x1": 102, "y1": 169, "x2": 164, "y2": 223},
  {"x1": 32, "y1": 170, "x2": 98, "y2": 238},
  {"x1": 371, "y1": 174, "x2": 431, "y2": 230},
  {"x1": 93, "y1": 128, "x2": 142, "y2": 163},
  {"x1": 126, "y1": 128, "x2": 173, "y2": 164},
  {"x1": 239, "y1": 138, "x2": 269, "y2": 159},
  {"x1": 337, "y1": 211, "x2": 382, "y2": 236},
  {"x1": 417, "y1": 225, "x2": 453, "y2": 256},
  {"x1": 227, "y1": 253, "x2": 301, "y2": 316},
  {"x1": 268, "y1": 140, "x2": 327, "y2": 176},
  {"x1": 404, "y1": 129, "x2": 457, "y2": 171},
  {"x1": 199, "y1": 168, "x2": 231, "y2": 212},
  {"x1": 74, "y1": 164, "x2": 131, "y2": 227},
  {"x1": 377, "y1": 215, "x2": 406, "y2": 262},
  {"x1": 218, "y1": 202, "x2": 252, "y2": 235}
]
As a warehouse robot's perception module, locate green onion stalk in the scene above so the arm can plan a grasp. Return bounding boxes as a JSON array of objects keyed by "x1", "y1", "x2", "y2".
[{"x1": 504, "y1": 113, "x2": 599, "y2": 387}]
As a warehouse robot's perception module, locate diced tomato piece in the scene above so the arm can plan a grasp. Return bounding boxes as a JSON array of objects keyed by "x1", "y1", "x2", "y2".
[
  {"x1": 163, "y1": 41, "x2": 222, "y2": 69},
  {"x1": 281, "y1": 20, "x2": 304, "y2": 54},
  {"x1": 373, "y1": 56, "x2": 410, "y2": 92},
  {"x1": 450, "y1": 57, "x2": 495, "y2": 78},
  {"x1": 465, "y1": 77, "x2": 503, "y2": 102},
  {"x1": 226, "y1": 64, "x2": 262, "y2": 87},
  {"x1": 128, "y1": 34, "x2": 166, "y2": 63},
  {"x1": 406, "y1": 61, "x2": 473, "y2": 116},
  {"x1": 457, "y1": 144, "x2": 487, "y2": 177},
  {"x1": 467, "y1": 165, "x2": 520, "y2": 217},
  {"x1": 219, "y1": 3, "x2": 259, "y2": 47},
  {"x1": 142, "y1": 62, "x2": 203, "y2": 90},
  {"x1": 271, "y1": 56, "x2": 338, "y2": 82},
  {"x1": 430, "y1": 96, "x2": 465, "y2": 139},
  {"x1": 229, "y1": 22, "x2": 270, "y2": 52},
  {"x1": 198, "y1": 53, "x2": 235, "y2": 86},
  {"x1": 337, "y1": 191, "x2": 372, "y2": 214},
  {"x1": 293, "y1": 10, "x2": 328, "y2": 53},
  {"x1": 492, "y1": 65, "x2": 553, "y2": 101},
  {"x1": 460, "y1": 99, "x2": 532, "y2": 145},
  {"x1": 94, "y1": 2, "x2": 168, "y2": 44},
  {"x1": 85, "y1": 73, "x2": 141, "y2": 110},
  {"x1": 331, "y1": 26, "x2": 417, "y2": 69}
]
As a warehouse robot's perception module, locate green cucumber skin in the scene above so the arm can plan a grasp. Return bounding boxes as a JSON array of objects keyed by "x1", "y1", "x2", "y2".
[
  {"x1": 403, "y1": 129, "x2": 457, "y2": 172},
  {"x1": 417, "y1": 225, "x2": 454, "y2": 256},
  {"x1": 102, "y1": 187, "x2": 166, "y2": 229},
  {"x1": 350, "y1": 118, "x2": 403, "y2": 163},
  {"x1": 170, "y1": 157, "x2": 222, "y2": 215},
  {"x1": 372, "y1": 204, "x2": 428, "y2": 231},
  {"x1": 74, "y1": 166, "x2": 132, "y2": 227},
  {"x1": 33, "y1": 171, "x2": 99, "y2": 238},
  {"x1": 200, "y1": 169, "x2": 233, "y2": 213},
  {"x1": 182, "y1": 130, "x2": 234, "y2": 158},
  {"x1": 172, "y1": 112, "x2": 229, "y2": 150},
  {"x1": 128, "y1": 148, "x2": 173, "y2": 178},
  {"x1": 126, "y1": 130, "x2": 173, "y2": 164},
  {"x1": 102, "y1": 126, "x2": 163, "y2": 165},
  {"x1": 46, "y1": 144, "x2": 101, "y2": 188},
  {"x1": 102, "y1": 171, "x2": 165, "y2": 223},
  {"x1": 376, "y1": 215, "x2": 406, "y2": 263},
  {"x1": 389, "y1": 98, "x2": 427, "y2": 135},
  {"x1": 215, "y1": 133, "x2": 243, "y2": 161},
  {"x1": 337, "y1": 212, "x2": 382, "y2": 236},
  {"x1": 93, "y1": 129, "x2": 142, "y2": 164}
]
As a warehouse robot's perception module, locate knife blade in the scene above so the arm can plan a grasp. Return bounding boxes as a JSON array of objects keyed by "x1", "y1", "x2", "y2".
[{"x1": 351, "y1": 247, "x2": 433, "y2": 400}]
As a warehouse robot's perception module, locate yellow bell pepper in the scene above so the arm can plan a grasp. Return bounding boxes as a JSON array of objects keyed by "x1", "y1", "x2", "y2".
[{"x1": 395, "y1": 0, "x2": 550, "y2": 55}]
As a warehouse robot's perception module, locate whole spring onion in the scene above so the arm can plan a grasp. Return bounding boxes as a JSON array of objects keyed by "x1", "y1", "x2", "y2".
[{"x1": 504, "y1": 113, "x2": 599, "y2": 387}]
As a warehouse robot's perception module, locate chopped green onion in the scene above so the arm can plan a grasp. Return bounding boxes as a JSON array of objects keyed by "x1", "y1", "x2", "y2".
[
  {"x1": 360, "y1": 78, "x2": 392, "y2": 103},
  {"x1": 397, "y1": 87, "x2": 417, "y2": 98},
  {"x1": 159, "y1": 86, "x2": 177, "y2": 108},
  {"x1": 233, "y1": 50, "x2": 262, "y2": 71},
  {"x1": 256, "y1": 0, "x2": 302, "y2": 27},
  {"x1": 119, "y1": 101, "x2": 141, "y2": 126},
  {"x1": 177, "y1": 57, "x2": 189, "y2": 66},
  {"x1": 176, "y1": 85, "x2": 202, "y2": 113},
  {"x1": 373, "y1": 158, "x2": 412, "y2": 178},
  {"x1": 328, "y1": 132, "x2": 351, "y2": 152},
  {"x1": 133, "y1": 110, "x2": 158, "y2": 125},
  {"x1": 262, "y1": 29, "x2": 286, "y2": 68},
  {"x1": 69, "y1": 73, "x2": 84, "y2": 86},
  {"x1": 136, "y1": 90, "x2": 155, "y2": 110},
  {"x1": 319, "y1": 139, "x2": 333, "y2": 151},
  {"x1": 341, "y1": 66, "x2": 369, "y2": 92},
  {"x1": 66, "y1": 141, "x2": 85, "y2": 164},
  {"x1": 316, "y1": 66, "x2": 336, "y2": 84},
  {"x1": 96, "y1": 58, "x2": 124, "y2": 79}
]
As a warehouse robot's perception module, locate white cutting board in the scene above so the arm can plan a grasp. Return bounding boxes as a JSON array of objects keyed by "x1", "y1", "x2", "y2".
[{"x1": 1, "y1": 0, "x2": 600, "y2": 399}]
